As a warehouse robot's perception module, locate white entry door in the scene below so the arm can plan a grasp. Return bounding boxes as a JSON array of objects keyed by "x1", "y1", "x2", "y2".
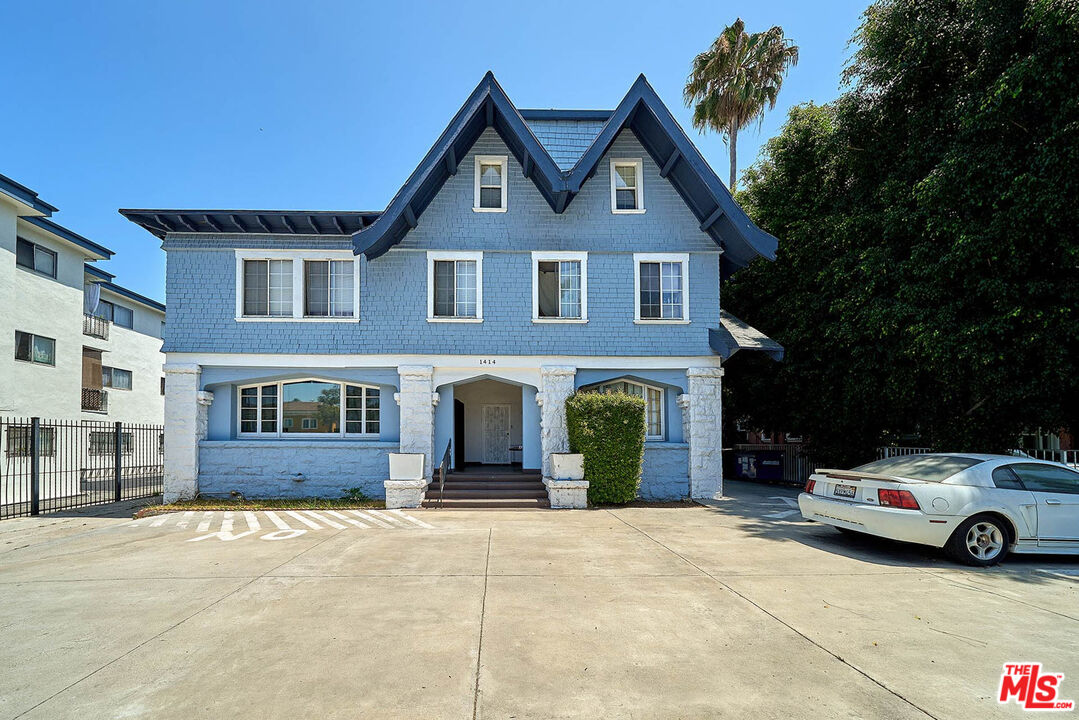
[{"x1": 482, "y1": 404, "x2": 511, "y2": 464}]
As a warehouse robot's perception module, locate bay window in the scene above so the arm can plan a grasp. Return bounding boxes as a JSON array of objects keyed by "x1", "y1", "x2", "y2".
[{"x1": 583, "y1": 379, "x2": 665, "y2": 440}]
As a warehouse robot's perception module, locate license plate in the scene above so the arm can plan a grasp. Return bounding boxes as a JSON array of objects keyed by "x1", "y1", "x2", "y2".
[{"x1": 833, "y1": 484, "x2": 857, "y2": 499}]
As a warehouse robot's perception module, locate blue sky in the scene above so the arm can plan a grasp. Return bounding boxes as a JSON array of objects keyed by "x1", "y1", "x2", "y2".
[{"x1": 1, "y1": 0, "x2": 865, "y2": 302}]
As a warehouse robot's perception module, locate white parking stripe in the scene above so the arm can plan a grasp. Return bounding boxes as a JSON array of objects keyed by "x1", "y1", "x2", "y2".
[
  {"x1": 175, "y1": 511, "x2": 195, "y2": 529},
  {"x1": 243, "y1": 511, "x2": 261, "y2": 532},
  {"x1": 149, "y1": 514, "x2": 171, "y2": 527},
  {"x1": 221, "y1": 512, "x2": 234, "y2": 532},
  {"x1": 366, "y1": 510, "x2": 406, "y2": 527},
  {"x1": 349, "y1": 510, "x2": 393, "y2": 528},
  {"x1": 196, "y1": 512, "x2": 214, "y2": 532},
  {"x1": 285, "y1": 510, "x2": 323, "y2": 530},
  {"x1": 325, "y1": 510, "x2": 369, "y2": 528},
  {"x1": 304, "y1": 511, "x2": 345, "y2": 530},
  {"x1": 390, "y1": 510, "x2": 434, "y2": 529},
  {"x1": 264, "y1": 511, "x2": 291, "y2": 530}
]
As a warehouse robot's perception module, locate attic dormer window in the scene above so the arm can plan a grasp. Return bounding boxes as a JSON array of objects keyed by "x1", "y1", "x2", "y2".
[
  {"x1": 611, "y1": 158, "x2": 644, "y2": 213},
  {"x1": 474, "y1": 155, "x2": 507, "y2": 212}
]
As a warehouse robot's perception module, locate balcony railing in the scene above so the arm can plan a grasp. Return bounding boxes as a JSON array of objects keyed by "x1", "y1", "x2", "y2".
[
  {"x1": 81, "y1": 388, "x2": 108, "y2": 413},
  {"x1": 83, "y1": 313, "x2": 109, "y2": 340}
]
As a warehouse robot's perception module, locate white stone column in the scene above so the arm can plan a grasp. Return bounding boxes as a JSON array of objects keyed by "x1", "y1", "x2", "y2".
[
  {"x1": 394, "y1": 365, "x2": 437, "y2": 480},
  {"x1": 686, "y1": 366, "x2": 725, "y2": 499},
  {"x1": 536, "y1": 365, "x2": 576, "y2": 480},
  {"x1": 163, "y1": 363, "x2": 212, "y2": 503}
]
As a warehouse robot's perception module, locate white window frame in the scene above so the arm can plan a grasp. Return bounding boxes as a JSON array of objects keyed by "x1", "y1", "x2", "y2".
[
  {"x1": 473, "y1": 155, "x2": 508, "y2": 212},
  {"x1": 234, "y1": 250, "x2": 360, "y2": 322},
  {"x1": 633, "y1": 252, "x2": 690, "y2": 324},
  {"x1": 237, "y1": 378, "x2": 381, "y2": 439},
  {"x1": 426, "y1": 250, "x2": 484, "y2": 323},
  {"x1": 610, "y1": 158, "x2": 645, "y2": 214},
  {"x1": 531, "y1": 251, "x2": 588, "y2": 323},
  {"x1": 582, "y1": 378, "x2": 666, "y2": 441}
]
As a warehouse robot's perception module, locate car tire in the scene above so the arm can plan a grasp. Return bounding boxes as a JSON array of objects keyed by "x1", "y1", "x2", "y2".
[{"x1": 946, "y1": 515, "x2": 1010, "y2": 566}]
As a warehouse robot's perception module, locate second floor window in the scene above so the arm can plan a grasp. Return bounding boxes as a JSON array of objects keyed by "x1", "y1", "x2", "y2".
[
  {"x1": 15, "y1": 331, "x2": 55, "y2": 366},
  {"x1": 243, "y1": 259, "x2": 293, "y2": 317},
  {"x1": 634, "y1": 253, "x2": 689, "y2": 322},
  {"x1": 16, "y1": 237, "x2": 57, "y2": 278},
  {"x1": 474, "y1": 155, "x2": 507, "y2": 211},
  {"x1": 611, "y1": 159, "x2": 644, "y2": 213},
  {"x1": 428, "y1": 251, "x2": 482, "y2": 321},
  {"x1": 304, "y1": 260, "x2": 354, "y2": 317},
  {"x1": 102, "y1": 366, "x2": 132, "y2": 390},
  {"x1": 532, "y1": 252, "x2": 587, "y2": 321}
]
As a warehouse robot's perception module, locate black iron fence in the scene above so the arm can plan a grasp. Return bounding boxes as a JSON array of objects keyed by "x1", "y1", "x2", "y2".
[{"x1": 1, "y1": 417, "x2": 163, "y2": 519}]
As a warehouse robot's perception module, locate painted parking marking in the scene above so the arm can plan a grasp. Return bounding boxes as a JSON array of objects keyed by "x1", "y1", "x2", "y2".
[
  {"x1": 303, "y1": 510, "x2": 346, "y2": 530},
  {"x1": 365, "y1": 510, "x2": 405, "y2": 527},
  {"x1": 285, "y1": 510, "x2": 324, "y2": 530},
  {"x1": 763, "y1": 496, "x2": 802, "y2": 520},
  {"x1": 243, "y1": 511, "x2": 261, "y2": 532},
  {"x1": 389, "y1": 509, "x2": 434, "y2": 529},
  {"x1": 196, "y1": 512, "x2": 214, "y2": 533},
  {"x1": 325, "y1": 510, "x2": 369, "y2": 528},
  {"x1": 175, "y1": 511, "x2": 195, "y2": 529},
  {"x1": 149, "y1": 514, "x2": 171, "y2": 527},
  {"x1": 264, "y1": 511, "x2": 291, "y2": 530},
  {"x1": 349, "y1": 510, "x2": 393, "y2": 528}
]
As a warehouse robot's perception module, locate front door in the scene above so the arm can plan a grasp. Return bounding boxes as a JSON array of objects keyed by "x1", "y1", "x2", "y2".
[{"x1": 482, "y1": 404, "x2": 511, "y2": 464}]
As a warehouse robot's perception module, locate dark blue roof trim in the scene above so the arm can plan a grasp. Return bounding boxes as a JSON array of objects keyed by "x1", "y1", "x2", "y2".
[
  {"x1": 709, "y1": 311, "x2": 784, "y2": 361},
  {"x1": 119, "y1": 209, "x2": 380, "y2": 240},
  {"x1": 23, "y1": 216, "x2": 114, "y2": 258},
  {"x1": 84, "y1": 264, "x2": 115, "y2": 281},
  {"x1": 0, "y1": 172, "x2": 58, "y2": 215},
  {"x1": 353, "y1": 73, "x2": 778, "y2": 274},
  {"x1": 519, "y1": 109, "x2": 613, "y2": 121},
  {"x1": 85, "y1": 264, "x2": 165, "y2": 312}
]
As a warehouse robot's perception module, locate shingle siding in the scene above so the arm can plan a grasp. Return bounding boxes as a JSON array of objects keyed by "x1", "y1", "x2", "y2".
[{"x1": 163, "y1": 129, "x2": 722, "y2": 357}]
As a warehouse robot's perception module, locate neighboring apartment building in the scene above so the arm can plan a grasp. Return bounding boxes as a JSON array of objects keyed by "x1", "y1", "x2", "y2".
[
  {"x1": 1, "y1": 173, "x2": 166, "y2": 423},
  {"x1": 122, "y1": 73, "x2": 782, "y2": 506}
]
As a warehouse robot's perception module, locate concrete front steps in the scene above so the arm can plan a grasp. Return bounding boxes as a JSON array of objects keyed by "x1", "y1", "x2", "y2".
[{"x1": 422, "y1": 469, "x2": 550, "y2": 509}]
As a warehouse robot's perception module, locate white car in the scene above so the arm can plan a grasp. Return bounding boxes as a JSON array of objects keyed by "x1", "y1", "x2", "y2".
[{"x1": 798, "y1": 453, "x2": 1079, "y2": 565}]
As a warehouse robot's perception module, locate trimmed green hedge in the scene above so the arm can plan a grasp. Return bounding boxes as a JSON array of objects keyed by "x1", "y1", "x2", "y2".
[{"x1": 565, "y1": 391, "x2": 645, "y2": 504}]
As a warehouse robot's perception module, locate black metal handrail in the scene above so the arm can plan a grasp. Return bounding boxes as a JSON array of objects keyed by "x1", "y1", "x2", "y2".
[
  {"x1": 83, "y1": 313, "x2": 109, "y2": 340},
  {"x1": 436, "y1": 440, "x2": 452, "y2": 508}
]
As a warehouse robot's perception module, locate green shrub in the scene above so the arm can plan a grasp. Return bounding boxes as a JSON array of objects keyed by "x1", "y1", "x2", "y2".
[{"x1": 565, "y1": 391, "x2": 646, "y2": 504}]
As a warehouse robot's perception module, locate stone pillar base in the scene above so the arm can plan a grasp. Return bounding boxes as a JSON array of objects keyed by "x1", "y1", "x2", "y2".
[
  {"x1": 544, "y1": 478, "x2": 589, "y2": 509},
  {"x1": 384, "y1": 479, "x2": 427, "y2": 509}
]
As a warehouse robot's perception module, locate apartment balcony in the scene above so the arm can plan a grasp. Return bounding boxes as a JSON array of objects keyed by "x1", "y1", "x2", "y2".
[
  {"x1": 83, "y1": 313, "x2": 109, "y2": 340},
  {"x1": 81, "y1": 388, "x2": 109, "y2": 413}
]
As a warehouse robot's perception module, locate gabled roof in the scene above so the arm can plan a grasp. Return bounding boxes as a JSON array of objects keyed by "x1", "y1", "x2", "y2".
[
  {"x1": 85, "y1": 263, "x2": 166, "y2": 313},
  {"x1": 119, "y1": 209, "x2": 380, "y2": 239},
  {"x1": 353, "y1": 72, "x2": 778, "y2": 275},
  {"x1": 0, "y1": 172, "x2": 58, "y2": 216},
  {"x1": 23, "y1": 216, "x2": 114, "y2": 260}
]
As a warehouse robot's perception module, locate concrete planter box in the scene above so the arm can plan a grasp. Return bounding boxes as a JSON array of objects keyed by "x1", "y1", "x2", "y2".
[
  {"x1": 386, "y1": 453, "x2": 427, "y2": 508},
  {"x1": 388, "y1": 453, "x2": 425, "y2": 481},
  {"x1": 547, "y1": 453, "x2": 587, "y2": 509}
]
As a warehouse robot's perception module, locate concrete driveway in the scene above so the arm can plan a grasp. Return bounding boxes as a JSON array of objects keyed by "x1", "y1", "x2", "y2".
[{"x1": 1, "y1": 481, "x2": 1076, "y2": 720}]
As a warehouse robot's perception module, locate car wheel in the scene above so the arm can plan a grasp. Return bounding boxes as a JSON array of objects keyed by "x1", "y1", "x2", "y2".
[{"x1": 946, "y1": 515, "x2": 1010, "y2": 566}]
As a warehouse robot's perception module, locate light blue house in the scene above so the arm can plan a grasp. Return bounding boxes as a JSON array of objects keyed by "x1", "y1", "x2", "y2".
[{"x1": 122, "y1": 73, "x2": 781, "y2": 507}]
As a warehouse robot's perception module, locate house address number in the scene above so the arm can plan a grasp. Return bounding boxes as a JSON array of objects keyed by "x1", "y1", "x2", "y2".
[{"x1": 479, "y1": 359, "x2": 497, "y2": 365}]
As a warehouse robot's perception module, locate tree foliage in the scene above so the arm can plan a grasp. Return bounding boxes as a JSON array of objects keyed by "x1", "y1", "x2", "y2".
[{"x1": 724, "y1": 0, "x2": 1079, "y2": 466}]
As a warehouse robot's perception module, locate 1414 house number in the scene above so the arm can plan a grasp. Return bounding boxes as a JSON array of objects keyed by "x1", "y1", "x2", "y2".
[{"x1": 479, "y1": 359, "x2": 497, "y2": 366}]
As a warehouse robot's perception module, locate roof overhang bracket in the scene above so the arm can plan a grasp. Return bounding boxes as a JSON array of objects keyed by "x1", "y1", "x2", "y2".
[
  {"x1": 177, "y1": 215, "x2": 200, "y2": 233},
  {"x1": 403, "y1": 204, "x2": 417, "y2": 229},
  {"x1": 203, "y1": 214, "x2": 224, "y2": 233},
  {"x1": 255, "y1": 214, "x2": 272, "y2": 232},
  {"x1": 332, "y1": 215, "x2": 346, "y2": 234},
  {"x1": 445, "y1": 146, "x2": 458, "y2": 176},
  {"x1": 660, "y1": 148, "x2": 681, "y2": 179},
  {"x1": 153, "y1": 215, "x2": 174, "y2": 233},
  {"x1": 700, "y1": 207, "x2": 725, "y2": 233},
  {"x1": 522, "y1": 150, "x2": 532, "y2": 179},
  {"x1": 281, "y1": 215, "x2": 298, "y2": 234},
  {"x1": 485, "y1": 99, "x2": 494, "y2": 127},
  {"x1": 230, "y1": 215, "x2": 247, "y2": 232}
]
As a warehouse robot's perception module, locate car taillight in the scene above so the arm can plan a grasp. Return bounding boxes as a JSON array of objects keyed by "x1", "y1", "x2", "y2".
[
  {"x1": 877, "y1": 489, "x2": 920, "y2": 510},
  {"x1": 805, "y1": 479, "x2": 816, "y2": 493}
]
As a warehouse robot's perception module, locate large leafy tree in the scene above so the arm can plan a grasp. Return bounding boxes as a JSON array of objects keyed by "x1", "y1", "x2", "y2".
[
  {"x1": 724, "y1": 0, "x2": 1079, "y2": 466},
  {"x1": 684, "y1": 18, "x2": 799, "y2": 191}
]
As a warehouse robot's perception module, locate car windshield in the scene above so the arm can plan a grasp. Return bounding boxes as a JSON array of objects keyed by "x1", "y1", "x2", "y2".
[{"x1": 851, "y1": 455, "x2": 984, "y2": 482}]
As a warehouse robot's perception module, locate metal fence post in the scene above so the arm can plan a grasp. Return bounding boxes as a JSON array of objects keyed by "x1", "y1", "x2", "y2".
[
  {"x1": 30, "y1": 417, "x2": 41, "y2": 516},
  {"x1": 114, "y1": 421, "x2": 123, "y2": 502}
]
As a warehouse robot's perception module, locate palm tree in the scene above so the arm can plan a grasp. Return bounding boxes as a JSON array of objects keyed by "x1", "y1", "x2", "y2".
[{"x1": 684, "y1": 19, "x2": 799, "y2": 192}]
